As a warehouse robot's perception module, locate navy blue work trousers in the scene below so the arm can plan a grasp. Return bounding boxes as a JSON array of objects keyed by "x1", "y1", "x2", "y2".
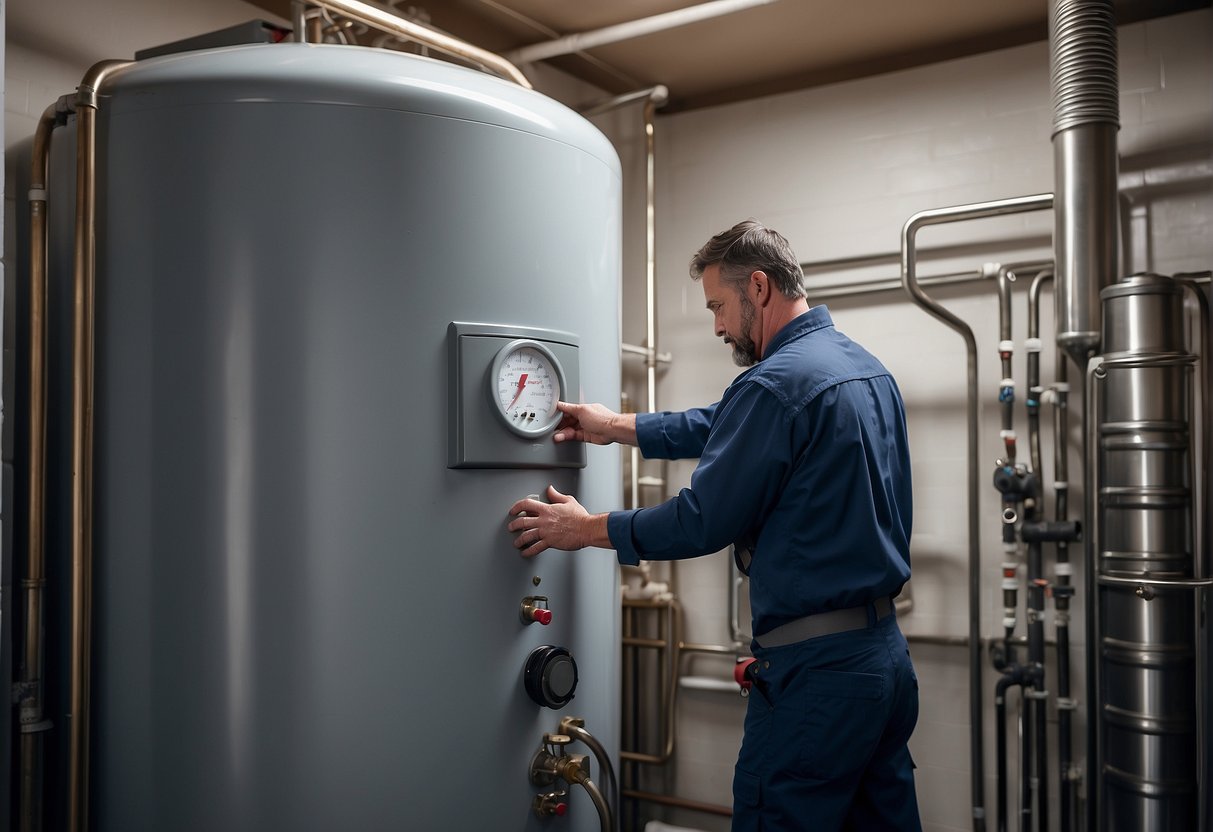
[{"x1": 732, "y1": 610, "x2": 922, "y2": 831}]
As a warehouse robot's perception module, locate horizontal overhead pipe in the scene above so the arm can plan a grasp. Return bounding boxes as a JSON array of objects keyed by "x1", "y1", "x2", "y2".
[
  {"x1": 579, "y1": 85, "x2": 669, "y2": 117},
  {"x1": 506, "y1": 0, "x2": 780, "y2": 64}
]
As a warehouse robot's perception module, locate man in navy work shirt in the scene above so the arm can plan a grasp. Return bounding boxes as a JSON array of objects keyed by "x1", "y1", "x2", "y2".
[{"x1": 507, "y1": 220, "x2": 921, "y2": 831}]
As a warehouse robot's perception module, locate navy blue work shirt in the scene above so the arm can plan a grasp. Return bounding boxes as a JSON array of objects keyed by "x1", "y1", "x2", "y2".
[{"x1": 606, "y1": 306, "x2": 913, "y2": 638}]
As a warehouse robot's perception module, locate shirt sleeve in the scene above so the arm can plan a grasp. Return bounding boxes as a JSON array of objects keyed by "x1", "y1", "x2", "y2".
[
  {"x1": 635, "y1": 404, "x2": 717, "y2": 459},
  {"x1": 609, "y1": 383, "x2": 792, "y2": 565}
]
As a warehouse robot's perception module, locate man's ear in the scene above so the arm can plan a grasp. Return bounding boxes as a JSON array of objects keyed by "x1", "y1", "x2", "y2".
[{"x1": 750, "y1": 269, "x2": 772, "y2": 306}]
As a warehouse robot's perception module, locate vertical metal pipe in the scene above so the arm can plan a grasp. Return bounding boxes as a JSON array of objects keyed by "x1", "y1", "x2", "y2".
[
  {"x1": 643, "y1": 97, "x2": 657, "y2": 415},
  {"x1": 1049, "y1": 0, "x2": 1120, "y2": 366},
  {"x1": 1025, "y1": 269, "x2": 1054, "y2": 476},
  {"x1": 1031, "y1": 270, "x2": 1079, "y2": 832},
  {"x1": 292, "y1": 0, "x2": 310, "y2": 42},
  {"x1": 67, "y1": 96, "x2": 97, "y2": 832},
  {"x1": 997, "y1": 267, "x2": 1017, "y2": 464},
  {"x1": 1020, "y1": 696, "x2": 1032, "y2": 832},
  {"x1": 1082, "y1": 361, "x2": 1100, "y2": 832},
  {"x1": 902, "y1": 192, "x2": 1054, "y2": 832},
  {"x1": 1175, "y1": 276, "x2": 1210, "y2": 832},
  {"x1": 995, "y1": 682, "x2": 1008, "y2": 832},
  {"x1": 1028, "y1": 546, "x2": 1049, "y2": 832},
  {"x1": 66, "y1": 60, "x2": 129, "y2": 832},
  {"x1": 19, "y1": 100, "x2": 68, "y2": 832},
  {"x1": 1175, "y1": 276, "x2": 1210, "y2": 575}
]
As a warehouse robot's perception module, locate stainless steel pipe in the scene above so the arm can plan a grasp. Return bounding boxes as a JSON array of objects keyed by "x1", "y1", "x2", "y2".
[
  {"x1": 901, "y1": 192, "x2": 1054, "y2": 832},
  {"x1": 1049, "y1": 0, "x2": 1120, "y2": 365}
]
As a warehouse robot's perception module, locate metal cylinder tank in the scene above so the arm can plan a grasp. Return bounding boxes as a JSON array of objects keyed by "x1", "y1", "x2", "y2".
[
  {"x1": 43, "y1": 43, "x2": 622, "y2": 831},
  {"x1": 1096, "y1": 275, "x2": 1198, "y2": 830}
]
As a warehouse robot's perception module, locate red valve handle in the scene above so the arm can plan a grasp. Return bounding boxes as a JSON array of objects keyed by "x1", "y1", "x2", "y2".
[
  {"x1": 533, "y1": 608, "x2": 553, "y2": 625},
  {"x1": 734, "y1": 657, "x2": 757, "y2": 691},
  {"x1": 554, "y1": 802, "x2": 568, "y2": 817}
]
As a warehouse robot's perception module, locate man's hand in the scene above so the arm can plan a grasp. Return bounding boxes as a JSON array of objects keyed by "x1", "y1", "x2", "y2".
[
  {"x1": 507, "y1": 486, "x2": 613, "y2": 557},
  {"x1": 552, "y1": 402, "x2": 637, "y2": 446}
]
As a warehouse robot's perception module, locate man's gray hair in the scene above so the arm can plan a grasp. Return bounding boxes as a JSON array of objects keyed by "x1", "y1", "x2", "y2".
[{"x1": 689, "y1": 219, "x2": 806, "y2": 300}]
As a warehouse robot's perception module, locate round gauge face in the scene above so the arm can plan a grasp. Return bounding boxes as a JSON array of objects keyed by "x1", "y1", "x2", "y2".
[{"x1": 490, "y1": 340, "x2": 565, "y2": 438}]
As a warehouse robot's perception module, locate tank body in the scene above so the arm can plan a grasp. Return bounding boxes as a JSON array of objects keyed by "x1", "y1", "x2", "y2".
[{"x1": 45, "y1": 43, "x2": 622, "y2": 831}]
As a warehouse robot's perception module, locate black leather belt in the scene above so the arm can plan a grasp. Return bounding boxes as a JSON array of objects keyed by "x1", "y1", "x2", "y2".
[{"x1": 755, "y1": 596, "x2": 894, "y2": 649}]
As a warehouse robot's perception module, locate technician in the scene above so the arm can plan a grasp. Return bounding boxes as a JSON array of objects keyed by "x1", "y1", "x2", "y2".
[{"x1": 507, "y1": 220, "x2": 921, "y2": 831}]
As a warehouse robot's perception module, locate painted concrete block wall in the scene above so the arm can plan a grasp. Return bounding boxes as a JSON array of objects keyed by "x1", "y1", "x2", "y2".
[{"x1": 638, "y1": 10, "x2": 1211, "y2": 832}]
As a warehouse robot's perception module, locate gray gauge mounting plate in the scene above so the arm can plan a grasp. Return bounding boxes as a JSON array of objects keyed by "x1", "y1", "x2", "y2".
[{"x1": 447, "y1": 322, "x2": 585, "y2": 469}]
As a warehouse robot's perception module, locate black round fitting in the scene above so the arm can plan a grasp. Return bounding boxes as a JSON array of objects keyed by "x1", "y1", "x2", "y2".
[{"x1": 524, "y1": 645, "x2": 579, "y2": 709}]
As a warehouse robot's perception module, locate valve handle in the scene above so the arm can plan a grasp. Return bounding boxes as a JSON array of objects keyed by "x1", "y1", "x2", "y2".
[
  {"x1": 734, "y1": 657, "x2": 757, "y2": 691},
  {"x1": 521, "y1": 596, "x2": 553, "y2": 626}
]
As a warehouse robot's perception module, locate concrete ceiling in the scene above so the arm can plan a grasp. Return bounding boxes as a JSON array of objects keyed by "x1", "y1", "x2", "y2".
[{"x1": 247, "y1": 0, "x2": 1209, "y2": 111}]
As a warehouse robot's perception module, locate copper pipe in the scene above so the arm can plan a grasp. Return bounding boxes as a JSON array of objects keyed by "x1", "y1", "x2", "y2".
[
  {"x1": 621, "y1": 788, "x2": 732, "y2": 818},
  {"x1": 20, "y1": 98, "x2": 70, "y2": 832},
  {"x1": 67, "y1": 59, "x2": 131, "y2": 832},
  {"x1": 619, "y1": 598, "x2": 681, "y2": 765},
  {"x1": 302, "y1": 0, "x2": 532, "y2": 88}
]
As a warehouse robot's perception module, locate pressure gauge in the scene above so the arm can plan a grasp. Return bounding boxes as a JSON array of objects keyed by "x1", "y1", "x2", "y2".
[{"x1": 490, "y1": 339, "x2": 566, "y2": 438}]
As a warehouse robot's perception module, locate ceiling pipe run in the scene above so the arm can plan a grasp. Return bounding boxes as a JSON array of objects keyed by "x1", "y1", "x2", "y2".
[
  {"x1": 506, "y1": 0, "x2": 781, "y2": 65},
  {"x1": 294, "y1": 0, "x2": 533, "y2": 88}
]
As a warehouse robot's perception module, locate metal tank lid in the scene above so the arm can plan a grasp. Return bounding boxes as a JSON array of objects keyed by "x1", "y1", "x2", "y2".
[{"x1": 100, "y1": 42, "x2": 621, "y2": 175}]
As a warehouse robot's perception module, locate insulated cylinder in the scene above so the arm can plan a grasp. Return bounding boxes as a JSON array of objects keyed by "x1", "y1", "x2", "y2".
[{"x1": 41, "y1": 44, "x2": 622, "y2": 832}]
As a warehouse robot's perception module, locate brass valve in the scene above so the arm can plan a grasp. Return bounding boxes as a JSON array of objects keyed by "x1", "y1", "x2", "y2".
[
  {"x1": 521, "y1": 595, "x2": 553, "y2": 625},
  {"x1": 530, "y1": 733, "x2": 589, "y2": 787},
  {"x1": 532, "y1": 789, "x2": 569, "y2": 818}
]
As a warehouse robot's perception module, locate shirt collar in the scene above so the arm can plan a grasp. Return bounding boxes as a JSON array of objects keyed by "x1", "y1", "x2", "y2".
[{"x1": 762, "y1": 305, "x2": 833, "y2": 359}]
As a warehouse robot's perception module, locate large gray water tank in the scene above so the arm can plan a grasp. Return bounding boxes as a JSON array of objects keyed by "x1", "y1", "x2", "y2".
[{"x1": 47, "y1": 43, "x2": 621, "y2": 831}]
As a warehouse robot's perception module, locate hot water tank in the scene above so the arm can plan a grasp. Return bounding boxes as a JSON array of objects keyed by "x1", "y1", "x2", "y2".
[{"x1": 42, "y1": 42, "x2": 622, "y2": 831}]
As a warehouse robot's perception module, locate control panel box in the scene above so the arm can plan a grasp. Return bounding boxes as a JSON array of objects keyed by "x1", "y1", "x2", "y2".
[{"x1": 447, "y1": 322, "x2": 586, "y2": 469}]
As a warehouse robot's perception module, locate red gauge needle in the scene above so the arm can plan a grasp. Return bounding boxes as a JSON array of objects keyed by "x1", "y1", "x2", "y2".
[{"x1": 508, "y1": 373, "x2": 529, "y2": 408}]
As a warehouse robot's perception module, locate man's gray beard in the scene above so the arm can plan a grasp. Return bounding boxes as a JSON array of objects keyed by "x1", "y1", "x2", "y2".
[{"x1": 730, "y1": 296, "x2": 758, "y2": 367}]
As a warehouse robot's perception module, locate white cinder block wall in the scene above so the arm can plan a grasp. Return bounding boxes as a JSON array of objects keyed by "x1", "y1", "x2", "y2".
[{"x1": 626, "y1": 10, "x2": 1212, "y2": 832}]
